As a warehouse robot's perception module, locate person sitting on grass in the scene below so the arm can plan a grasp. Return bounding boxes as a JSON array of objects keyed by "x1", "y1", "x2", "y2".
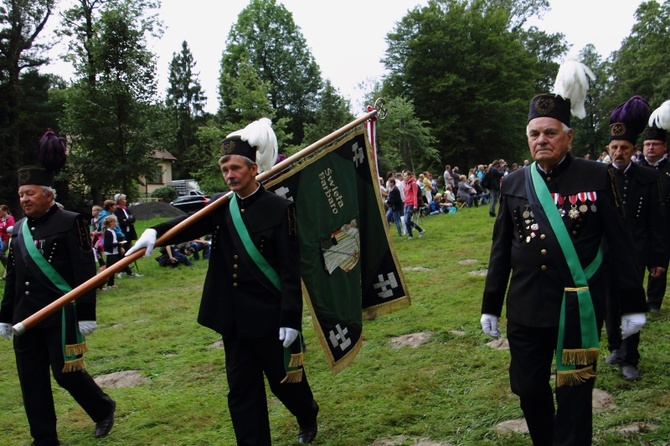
[{"x1": 156, "y1": 244, "x2": 194, "y2": 267}]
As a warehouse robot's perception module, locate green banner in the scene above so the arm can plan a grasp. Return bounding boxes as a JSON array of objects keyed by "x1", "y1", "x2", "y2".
[{"x1": 265, "y1": 128, "x2": 410, "y2": 374}]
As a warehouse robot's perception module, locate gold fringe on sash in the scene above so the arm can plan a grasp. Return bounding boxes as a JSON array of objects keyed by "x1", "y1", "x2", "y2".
[
  {"x1": 62, "y1": 357, "x2": 86, "y2": 373},
  {"x1": 556, "y1": 366, "x2": 596, "y2": 387},
  {"x1": 281, "y1": 368, "x2": 304, "y2": 384},
  {"x1": 65, "y1": 342, "x2": 89, "y2": 357},
  {"x1": 288, "y1": 352, "x2": 304, "y2": 368},
  {"x1": 281, "y1": 352, "x2": 305, "y2": 384},
  {"x1": 561, "y1": 348, "x2": 599, "y2": 365}
]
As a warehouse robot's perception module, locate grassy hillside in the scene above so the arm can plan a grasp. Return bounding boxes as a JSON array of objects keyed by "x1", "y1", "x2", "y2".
[{"x1": 1, "y1": 209, "x2": 668, "y2": 445}]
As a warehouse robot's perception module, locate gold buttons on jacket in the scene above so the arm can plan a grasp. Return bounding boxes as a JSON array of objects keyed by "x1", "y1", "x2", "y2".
[
  {"x1": 541, "y1": 249, "x2": 547, "y2": 255},
  {"x1": 541, "y1": 265, "x2": 548, "y2": 271}
]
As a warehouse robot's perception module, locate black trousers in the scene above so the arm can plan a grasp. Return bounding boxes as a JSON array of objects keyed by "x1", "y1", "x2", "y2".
[
  {"x1": 604, "y1": 265, "x2": 643, "y2": 366},
  {"x1": 14, "y1": 326, "x2": 114, "y2": 446},
  {"x1": 507, "y1": 321, "x2": 602, "y2": 446},
  {"x1": 223, "y1": 335, "x2": 318, "y2": 446}
]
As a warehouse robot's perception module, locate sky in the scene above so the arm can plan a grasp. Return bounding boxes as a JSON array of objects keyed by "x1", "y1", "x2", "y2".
[{"x1": 43, "y1": 0, "x2": 644, "y2": 114}]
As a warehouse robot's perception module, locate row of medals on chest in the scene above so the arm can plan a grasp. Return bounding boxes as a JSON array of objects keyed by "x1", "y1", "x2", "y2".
[{"x1": 522, "y1": 192, "x2": 598, "y2": 243}]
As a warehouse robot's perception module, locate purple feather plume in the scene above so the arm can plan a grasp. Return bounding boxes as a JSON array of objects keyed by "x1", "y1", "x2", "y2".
[
  {"x1": 610, "y1": 95, "x2": 650, "y2": 135},
  {"x1": 37, "y1": 131, "x2": 67, "y2": 173}
]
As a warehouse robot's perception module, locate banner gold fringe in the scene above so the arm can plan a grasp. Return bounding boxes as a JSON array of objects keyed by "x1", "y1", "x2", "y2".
[
  {"x1": 281, "y1": 369, "x2": 304, "y2": 384},
  {"x1": 562, "y1": 348, "x2": 599, "y2": 365},
  {"x1": 556, "y1": 366, "x2": 596, "y2": 387},
  {"x1": 62, "y1": 357, "x2": 86, "y2": 373},
  {"x1": 65, "y1": 342, "x2": 88, "y2": 357}
]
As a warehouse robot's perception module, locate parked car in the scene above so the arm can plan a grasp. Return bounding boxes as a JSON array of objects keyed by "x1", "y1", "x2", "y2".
[{"x1": 170, "y1": 194, "x2": 210, "y2": 213}]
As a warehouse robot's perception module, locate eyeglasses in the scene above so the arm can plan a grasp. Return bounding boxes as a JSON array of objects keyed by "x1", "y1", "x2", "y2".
[{"x1": 644, "y1": 142, "x2": 665, "y2": 148}]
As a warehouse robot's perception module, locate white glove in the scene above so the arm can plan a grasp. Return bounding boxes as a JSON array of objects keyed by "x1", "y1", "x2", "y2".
[
  {"x1": 279, "y1": 327, "x2": 299, "y2": 348},
  {"x1": 0, "y1": 323, "x2": 12, "y2": 340},
  {"x1": 125, "y1": 228, "x2": 157, "y2": 257},
  {"x1": 621, "y1": 313, "x2": 646, "y2": 340},
  {"x1": 480, "y1": 314, "x2": 502, "y2": 338},
  {"x1": 78, "y1": 320, "x2": 98, "y2": 336},
  {"x1": 5, "y1": 225, "x2": 12, "y2": 235}
]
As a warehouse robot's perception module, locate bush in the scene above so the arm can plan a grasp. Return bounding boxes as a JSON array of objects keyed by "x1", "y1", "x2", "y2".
[{"x1": 151, "y1": 186, "x2": 179, "y2": 202}]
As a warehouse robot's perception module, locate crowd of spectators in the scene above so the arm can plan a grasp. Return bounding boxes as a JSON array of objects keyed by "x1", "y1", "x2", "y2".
[
  {"x1": 89, "y1": 195, "x2": 212, "y2": 289},
  {"x1": 381, "y1": 159, "x2": 527, "y2": 238}
]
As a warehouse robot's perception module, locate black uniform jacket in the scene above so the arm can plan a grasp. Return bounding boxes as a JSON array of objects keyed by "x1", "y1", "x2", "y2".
[
  {"x1": 114, "y1": 207, "x2": 137, "y2": 241},
  {"x1": 640, "y1": 156, "x2": 670, "y2": 245},
  {"x1": 152, "y1": 185, "x2": 302, "y2": 339},
  {"x1": 610, "y1": 162, "x2": 667, "y2": 268},
  {"x1": 482, "y1": 154, "x2": 647, "y2": 327},
  {"x1": 0, "y1": 205, "x2": 97, "y2": 327}
]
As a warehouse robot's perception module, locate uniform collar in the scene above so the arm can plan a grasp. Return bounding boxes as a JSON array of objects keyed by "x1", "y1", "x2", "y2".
[
  {"x1": 27, "y1": 204, "x2": 59, "y2": 226},
  {"x1": 535, "y1": 153, "x2": 571, "y2": 178},
  {"x1": 643, "y1": 154, "x2": 668, "y2": 167},
  {"x1": 236, "y1": 183, "x2": 263, "y2": 208},
  {"x1": 612, "y1": 162, "x2": 633, "y2": 174}
]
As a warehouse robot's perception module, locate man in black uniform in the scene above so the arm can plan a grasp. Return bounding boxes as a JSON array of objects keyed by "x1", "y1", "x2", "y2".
[
  {"x1": 604, "y1": 97, "x2": 667, "y2": 382},
  {"x1": 480, "y1": 62, "x2": 647, "y2": 446},
  {"x1": 0, "y1": 132, "x2": 116, "y2": 446},
  {"x1": 128, "y1": 118, "x2": 319, "y2": 445},
  {"x1": 638, "y1": 101, "x2": 670, "y2": 312}
]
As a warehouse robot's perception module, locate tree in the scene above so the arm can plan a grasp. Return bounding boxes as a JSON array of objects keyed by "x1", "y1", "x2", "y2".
[
  {"x1": 166, "y1": 40, "x2": 207, "y2": 179},
  {"x1": 376, "y1": 96, "x2": 438, "y2": 174},
  {"x1": 606, "y1": 1, "x2": 670, "y2": 113},
  {"x1": 60, "y1": 0, "x2": 163, "y2": 203},
  {"x1": 383, "y1": 0, "x2": 545, "y2": 169},
  {"x1": 0, "y1": 0, "x2": 54, "y2": 206},
  {"x1": 219, "y1": 0, "x2": 322, "y2": 145},
  {"x1": 302, "y1": 80, "x2": 354, "y2": 146},
  {"x1": 59, "y1": 0, "x2": 109, "y2": 87},
  {"x1": 193, "y1": 59, "x2": 286, "y2": 193}
]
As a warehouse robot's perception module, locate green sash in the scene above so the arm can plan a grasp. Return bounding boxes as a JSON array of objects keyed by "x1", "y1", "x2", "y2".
[
  {"x1": 530, "y1": 163, "x2": 601, "y2": 386},
  {"x1": 20, "y1": 220, "x2": 87, "y2": 372}
]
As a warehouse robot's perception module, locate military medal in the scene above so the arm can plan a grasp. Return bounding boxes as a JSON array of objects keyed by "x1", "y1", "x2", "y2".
[
  {"x1": 522, "y1": 205, "x2": 530, "y2": 219},
  {"x1": 568, "y1": 195, "x2": 580, "y2": 219},
  {"x1": 578, "y1": 192, "x2": 588, "y2": 213},
  {"x1": 553, "y1": 194, "x2": 567, "y2": 218},
  {"x1": 587, "y1": 191, "x2": 597, "y2": 213}
]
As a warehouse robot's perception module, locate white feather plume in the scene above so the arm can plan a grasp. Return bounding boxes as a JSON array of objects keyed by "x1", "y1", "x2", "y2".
[
  {"x1": 227, "y1": 117, "x2": 278, "y2": 174},
  {"x1": 552, "y1": 57, "x2": 596, "y2": 119},
  {"x1": 649, "y1": 100, "x2": 670, "y2": 130}
]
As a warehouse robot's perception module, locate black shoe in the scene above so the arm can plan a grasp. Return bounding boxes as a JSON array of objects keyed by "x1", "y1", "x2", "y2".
[
  {"x1": 648, "y1": 304, "x2": 660, "y2": 313},
  {"x1": 94, "y1": 399, "x2": 116, "y2": 438},
  {"x1": 620, "y1": 364, "x2": 641, "y2": 381},
  {"x1": 605, "y1": 349, "x2": 624, "y2": 365},
  {"x1": 489, "y1": 212, "x2": 496, "y2": 217},
  {"x1": 298, "y1": 401, "x2": 319, "y2": 444}
]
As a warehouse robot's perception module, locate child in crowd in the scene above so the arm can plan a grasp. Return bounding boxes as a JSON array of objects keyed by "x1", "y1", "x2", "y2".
[{"x1": 102, "y1": 215, "x2": 126, "y2": 290}]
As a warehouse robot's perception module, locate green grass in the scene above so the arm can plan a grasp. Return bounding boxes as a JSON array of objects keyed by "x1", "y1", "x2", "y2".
[{"x1": 1, "y1": 210, "x2": 669, "y2": 445}]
